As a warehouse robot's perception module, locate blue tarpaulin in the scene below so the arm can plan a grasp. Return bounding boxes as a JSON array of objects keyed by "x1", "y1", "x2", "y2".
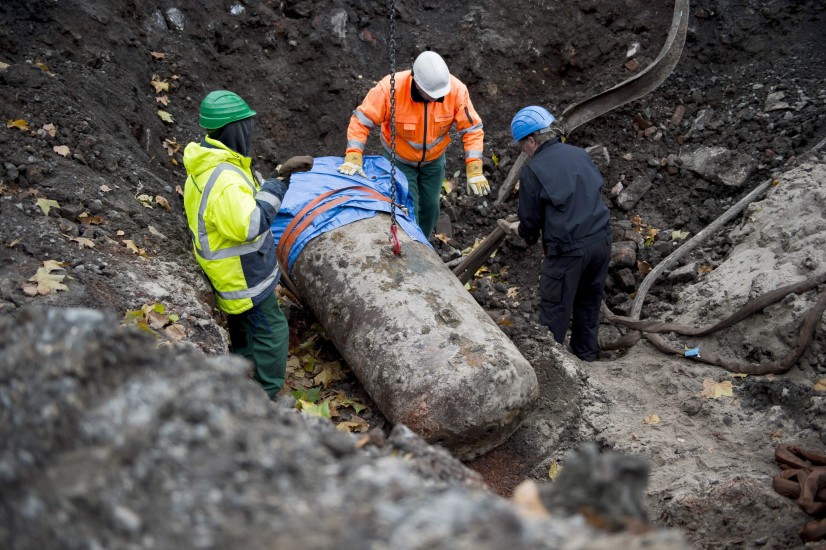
[{"x1": 271, "y1": 156, "x2": 430, "y2": 271}]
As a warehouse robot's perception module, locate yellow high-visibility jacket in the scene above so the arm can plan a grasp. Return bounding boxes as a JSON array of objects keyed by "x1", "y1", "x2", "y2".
[
  {"x1": 345, "y1": 70, "x2": 484, "y2": 166},
  {"x1": 183, "y1": 136, "x2": 285, "y2": 314}
]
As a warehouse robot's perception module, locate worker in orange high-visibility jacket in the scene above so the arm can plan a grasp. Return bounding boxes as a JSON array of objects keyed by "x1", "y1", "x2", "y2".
[{"x1": 338, "y1": 51, "x2": 489, "y2": 238}]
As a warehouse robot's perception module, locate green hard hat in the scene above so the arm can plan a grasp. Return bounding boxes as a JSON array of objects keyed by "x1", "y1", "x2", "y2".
[{"x1": 199, "y1": 90, "x2": 256, "y2": 130}]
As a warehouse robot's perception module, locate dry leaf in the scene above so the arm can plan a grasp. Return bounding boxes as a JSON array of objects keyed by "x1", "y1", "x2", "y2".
[
  {"x1": 336, "y1": 417, "x2": 370, "y2": 433},
  {"x1": 644, "y1": 414, "x2": 661, "y2": 425},
  {"x1": 34, "y1": 61, "x2": 50, "y2": 72},
  {"x1": 442, "y1": 178, "x2": 455, "y2": 194},
  {"x1": 42, "y1": 123, "x2": 57, "y2": 137},
  {"x1": 100, "y1": 184, "x2": 111, "y2": 193},
  {"x1": 175, "y1": 185, "x2": 184, "y2": 197},
  {"x1": 69, "y1": 236, "x2": 95, "y2": 249},
  {"x1": 637, "y1": 260, "x2": 652, "y2": 274},
  {"x1": 123, "y1": 240, "x2": 147, "y2": 257},
  {"x1": 78, "y1": 212, "x2": 104, "y2": 225},
  {"x1": 154, "y1": 195, "x2": 171, "y2": 211},
  {"x1": 547, "y1": 460, "x2": 562, "y2": 481},
  {"x1": 150, "y1": 74, "x2": 169, "y2": 93},
  {"x1": 36, "y1": 198, "x2": 60, "y2": 215},
  {"x1": 698, "y1": 264, "x2": 714, "y2": 274},
  {"x1": 24, "y1": 261, "x2": 68, "y2": 295},
  {"x1": 314, "y1": 361, "x2": 345, "y2": 388},
  {"x1": 157, "y1": 110, "x2": 174, "y2": 124},
  {"x1": 150, "y1": 51, "x2": 166, "y2": 60},
  {"x1": 156, "y1": 95, "x2": 169, "y2": 106},
  {"x1": 162, "y1": 137, "x2": 180, "y2": 156},
  {"x1": 53, "y1": 145, "x2": 70, "y2": 157},
  {"x1": 701, "y1": 379, "x2": 734, "y2": 399},
  {"x1": 7, "y1": 119, "x2": 29, "y2": 131},
  {"x1": 136, "y1": 194, "x2": 154, "y2": 208},
  {"x1": 506, "y1": 287, "x2": 519, "y2": 299},
  {"x1": 814, "y1": 379, "x2": 826, "y2": 392},
  {"x1": 116, "y1": 230, "x2": 125, "y2": 236},
  {"x1": 164, "y1": 324, "x2": 186, "y2": 341}
]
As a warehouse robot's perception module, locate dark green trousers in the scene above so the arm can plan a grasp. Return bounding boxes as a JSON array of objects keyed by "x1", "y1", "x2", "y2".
[
  {"x1": 226, "y1": 292, "x2": 288, "y2": 398},
  {"x1": 383, "y1": 152, "x2": 445, "y2": 238}
]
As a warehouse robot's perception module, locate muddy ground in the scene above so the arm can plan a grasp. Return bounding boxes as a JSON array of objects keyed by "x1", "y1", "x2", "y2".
[{"x1": 1, "y1": 0, "x2": 825, "y2": 548}]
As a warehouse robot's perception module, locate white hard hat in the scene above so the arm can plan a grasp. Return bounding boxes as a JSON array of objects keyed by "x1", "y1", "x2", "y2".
[{"x1": 412, "y1": 51, "x2": 451, "y2": 98}]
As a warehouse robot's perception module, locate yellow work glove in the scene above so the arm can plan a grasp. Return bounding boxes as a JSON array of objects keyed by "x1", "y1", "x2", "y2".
[
  {"x1": 466, "y1": 160, "x2": 490, "y2": 196},
  {"x1": 338, "y1": 152, "x2": 367, "y2": 178}
]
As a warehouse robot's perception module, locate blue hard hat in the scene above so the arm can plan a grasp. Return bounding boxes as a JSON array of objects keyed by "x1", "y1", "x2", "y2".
[{"x1": 511, "y1": 106, "x2": 555, "y2": 143}]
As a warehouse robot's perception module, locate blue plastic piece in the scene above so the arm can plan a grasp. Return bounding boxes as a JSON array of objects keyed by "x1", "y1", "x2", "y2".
[
  {"x1": 271, "y1": 156, "x2": 430, "y2": 272},
  {"x1": 684, "y1": 347, "x2": 701, "y2": 357}
]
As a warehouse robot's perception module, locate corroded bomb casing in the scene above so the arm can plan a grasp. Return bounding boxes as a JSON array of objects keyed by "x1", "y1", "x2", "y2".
[{"x1": 290, "y1": 214, "x2": 539, "y2": 459}]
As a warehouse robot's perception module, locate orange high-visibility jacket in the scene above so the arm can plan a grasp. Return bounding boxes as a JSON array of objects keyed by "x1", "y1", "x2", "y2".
[{"x1": 345, "y1": 70, "x2": 484, "y2": 166}]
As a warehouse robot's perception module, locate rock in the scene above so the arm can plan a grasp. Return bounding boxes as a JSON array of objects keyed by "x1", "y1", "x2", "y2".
[
  {"x1": 229, "y1": 3, "x2": 245, "y2": 16},
  {"x1": 667, "y1": 262, "x2": 698, "y2": 284},
  {"x1": 764, "y1": 91, "x2": 790, "y2": 112},
  {"x1": 670, "y1": 105, "x2": 686, "y2": 127},
  {"x1": 678, "y1": 145, "x2": 757, "y2": 187},
  {"x1": 3, "y1": 163, "x2": 19, "y2": 181},
  {"x1": 539, "y1": 443, "x2": 650, "y2": 529},
  {"x1": 615, "y1": 268, "x2": 636, "y2": 291},
  {"x1": 146, "y1": 10, "x2": 168, "y2": 32},
  {"x1": 585, "y1": 145, "x2": 611, "y2": 169},
  {"x1": 610, "y1": 241, "x2": 638, "y2": 269},
  {"x1": 165, "y1": 8, "x2": 185, "y2": 31},
  {"x1": 686, "y1": 108, "x2": 713, "y2": 137},
  {"x1": 617, "y1": 175, "x2": 653, "y2": 211},
  {"x1": 329, "y1": 9, "x2": 348, "y2": 40}
]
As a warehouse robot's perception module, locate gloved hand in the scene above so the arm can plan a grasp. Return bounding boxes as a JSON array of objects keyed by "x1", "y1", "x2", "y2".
[
  {"x1": 337, "y1": 152, "x2": 367, "y2": 178},
  {"x1": 497, "y1": 217, "x2": 520, "y2": 237},
  {"x1": 276, "y1": 155, "x2": 314, "y2": 178},
  {"x1": 466, "y1": 160, "x2": 490, "y2": 196}
]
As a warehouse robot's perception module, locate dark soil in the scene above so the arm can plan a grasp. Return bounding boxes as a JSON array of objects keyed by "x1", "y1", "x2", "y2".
[{"x1": 1, "y1": 0, "x2": 825, "y2": 547}]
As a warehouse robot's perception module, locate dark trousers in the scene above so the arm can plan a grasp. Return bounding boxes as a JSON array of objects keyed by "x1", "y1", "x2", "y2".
[
  {"x1": 539, "y1": 237, "x2": 610, "y2": 361},
  {"x1": 383, "y1": 152, "x2": 445, "y2": 238},
  {"x1": 226, "y1": 292, "x2": 289, "y2": 397}
]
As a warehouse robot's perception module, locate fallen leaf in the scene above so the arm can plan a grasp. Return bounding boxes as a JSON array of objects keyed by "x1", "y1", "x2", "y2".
[
  {"x1": 34, "y1": 61, "x2": 50, "y2": 72},
  {"x1": 24, "y1": 261, "x2": 68, "y2": 295},
  {"x1": 53, "y1": 145, "x2": 70, "y2": 157},
  {"x1": 123, "y1": 240, "x2": 147, "y2": 257},
  {"x1": 671, "y1": 230, "x2": 690, "y2": 240},
  {"x1": 637, "y1": 260, "x2": 652, "y2": 274},
  {"x1": 69, "y1": 236, "x2": 95, "y2": 249},
  {"x1": 506, "y1": 287, "x2": 519, "y2": 299},
  {"x1": 701, "y1": 379, "x2": 734, "y2": 399},
  {"x1": 164, "y1": 324, "x2": 186, "y2": 341},
  {"x1": 442, "y1": 178, "x2": 455, "y2": 194},
  {"x1": 150, "y1": 74, "x2": 169, "y2": 93},
  {"x1": 157, "y1": 110, "x2": 174, "y2": 124},
  {"x1": 156, "y1": 95, "x2": 170, "y2": 106},
  {"x1": 116, "y1": 230, "x2": 125, "y2": 236},
  {"x1": 78, "y1": 212, "x2": 104, "y2": 225},
  {"x1": 814, "y1": 379, "x2": 826, "y2": 392},
  {"x1": 154, "y1": 195, "x2": 171, "y2": 211},
  {"x1": 291, "y1": 386, "x2": 322, "y2": 403},
  {"x1": 150, "y1": 51, "x2": 166, "y2": 60},
  {"x1": 7, "y1": 119, "x2": 30, "y2": 131},
  {"x1": 162, "y1": 137, "x2": 180, "y2": 156},
  {"x1": 644, "y1": 414, "x2": 661, "y2": 425},
  {"x1": 297, "y1": 399, "x2": 331, "y2": 419},
  {"x1": 770, "y1": 429, "x2": 783, "y2": 440},
  {"x1": 314, "y1": 361, "x2": 345, "y2": 388},
  {"x1": 136, "y1": 194, "x2": 154, "y2": 208},
  {"x1": 547, "y1": 460, "x2": 562, "y2": 481},
  {"x1": 100, "y1": 184, "x2": 111, "y2": 192},
  {"x1": 36, "y1": 198, "x2": 60, "y2": 216},
  {"x1": 698, "y1": 264, "x2": 714, "y2": 274},
  {"x1": 42, "y1": 123, "x2": 57, "y2": 137},
  {"x1": 175, "y1": 185, "x2": 184, "y2": 197},
  {"x1": 336, "y1": 417, "x2": 369, "y2": 433}
]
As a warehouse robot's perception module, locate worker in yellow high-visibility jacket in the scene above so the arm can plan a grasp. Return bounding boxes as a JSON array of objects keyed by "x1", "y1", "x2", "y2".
[{"x1": 183, "y1": 90, "x2": 312, "y2": 398}]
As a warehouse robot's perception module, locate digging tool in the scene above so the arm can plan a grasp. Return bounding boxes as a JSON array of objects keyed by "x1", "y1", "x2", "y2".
[{"x1": 495, "y1": 0, "x2": 690, "y2": 205}]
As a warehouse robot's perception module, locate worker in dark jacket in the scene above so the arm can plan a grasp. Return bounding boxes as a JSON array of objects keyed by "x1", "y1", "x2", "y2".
[
  {"x1": 183, "y1": 90, "x2": 312, "y2": 397},
  {"x1": 499, "y1": 106, "x2": 611, "y2": 361}
]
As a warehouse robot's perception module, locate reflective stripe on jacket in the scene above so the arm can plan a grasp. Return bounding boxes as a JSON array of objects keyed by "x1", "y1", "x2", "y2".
[
  {"x1": 345, "y1": 70, "x2": 484, "y2": 166},
  {"x1": 182, "y1": 136, "x2": 284, "y2": 315}
]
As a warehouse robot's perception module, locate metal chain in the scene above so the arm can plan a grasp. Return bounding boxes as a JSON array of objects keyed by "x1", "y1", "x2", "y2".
[{"x1": 387, "y1": 0, "x2": 398, "y2": 230}]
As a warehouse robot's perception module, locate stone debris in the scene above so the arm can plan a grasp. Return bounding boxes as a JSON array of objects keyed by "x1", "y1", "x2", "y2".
[{"x1": 678, "y1": 145, "x2": 757, "y2": 187}]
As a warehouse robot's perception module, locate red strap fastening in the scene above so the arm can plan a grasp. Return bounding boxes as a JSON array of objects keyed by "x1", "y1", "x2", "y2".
[{"x1": 389, "y1": 224, "x2": 401, "y2": 255}]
